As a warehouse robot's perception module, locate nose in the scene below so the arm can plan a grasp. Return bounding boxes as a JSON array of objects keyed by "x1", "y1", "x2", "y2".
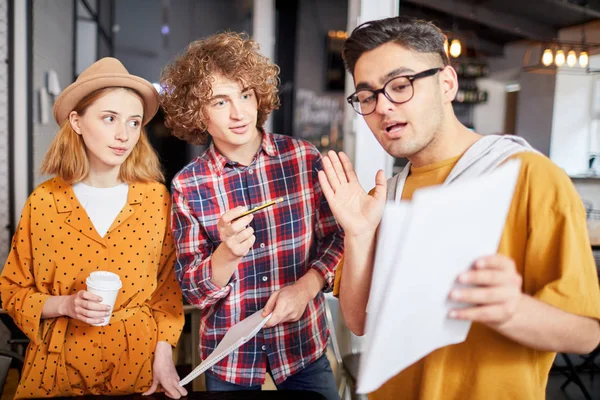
[
  {"x1": 374, "y1": 92, "x2": 395, "y2": 115},
  {"x1": 230, "y1": 100, "x2": 244, "y2": 120},
  {"x1": 115, "y1": 123, "x2": 129, "y2": 142}
]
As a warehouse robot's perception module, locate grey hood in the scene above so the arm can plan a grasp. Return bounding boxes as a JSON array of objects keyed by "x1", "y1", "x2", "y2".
[{"x1": 386, "y1": 134, "x2": 537, "y2": 201}]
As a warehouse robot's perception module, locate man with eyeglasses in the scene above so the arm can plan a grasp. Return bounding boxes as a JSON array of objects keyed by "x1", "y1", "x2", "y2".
[{"x1": 318, "y1": 16, "x2": 600, "y2": 400}]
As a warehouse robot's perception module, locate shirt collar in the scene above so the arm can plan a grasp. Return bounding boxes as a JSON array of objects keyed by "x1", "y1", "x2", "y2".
[
  {"x1": 206, "y1": 129, "x2": 278, "y2": 174},
  {"x1": 52, "y1": 177, "x2": 146, "y2": 213}
]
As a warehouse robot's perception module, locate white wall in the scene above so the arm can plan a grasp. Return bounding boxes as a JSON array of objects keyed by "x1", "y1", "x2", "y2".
[
  {"x1": 344, "y1": 0, "x2": 397, "y2": 191},
  {"x1": 486, "y1": 42, "x2": 556, "y2": 155},
  {"x1": 32, "y1": 0, "x2": 74, "y2": 186},
  {"x1": 549, "y1": 24, "x2": 600, "y2": 176},
  {"x1": 12, "y1": 0, "x2": 29, "y2": 226},
  {"x1": 549, "y1": 66, "x2": 596, "y2": 176},
  {"x1": 473, "y1": 78, "x2": 507, "y2": 135},
  {"x1": 252, "y1": 0, "x2": 275, "y2": 132},
  {"x1": 1, "y1": 0, "x2": 12, "y2": 268}
]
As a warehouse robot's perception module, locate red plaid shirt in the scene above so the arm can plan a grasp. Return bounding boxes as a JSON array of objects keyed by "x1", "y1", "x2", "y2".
[{"x1": 171, "y1": 131, "x2": 344, "y2": 385}]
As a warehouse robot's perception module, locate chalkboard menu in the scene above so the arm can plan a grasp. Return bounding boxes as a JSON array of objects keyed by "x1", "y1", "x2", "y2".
[{"x1": 294, "y1": 89, "x2": 345, "y2": 154}]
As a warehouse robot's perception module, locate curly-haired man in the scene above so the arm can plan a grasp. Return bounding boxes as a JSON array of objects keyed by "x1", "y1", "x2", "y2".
[{"x1": 160, "y1": 32, "x2": 344, "y2": 399}]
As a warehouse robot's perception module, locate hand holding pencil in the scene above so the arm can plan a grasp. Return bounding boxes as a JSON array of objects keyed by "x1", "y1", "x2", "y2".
[
  {"x1": 216, "y1": 207, "x2": 256, "y2": 260},
  {"x1": 210, "y1": 198, "x2": 284, "y2": 287},
  {"x1": 216, "y1": 198, "x2": 285, "y2": 259},
  {"x1": 232, "y1": 197, "x2": 284, "y2": 221}
]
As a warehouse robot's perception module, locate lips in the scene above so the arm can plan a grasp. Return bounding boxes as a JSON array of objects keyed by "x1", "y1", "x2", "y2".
[
  {"x1": 109, "y1": 147, "x2": 128, "y2": 156},
  {"x1": 383, "y1": 121, "x2": 408, "y2": 139},
  {"x1": 230, "y1": 124, "x2": 249, "y2": 135}
]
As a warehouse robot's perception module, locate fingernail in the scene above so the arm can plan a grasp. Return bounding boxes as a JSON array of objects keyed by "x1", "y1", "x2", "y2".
[
  {"x1": 451, "y1": 290, "x2": 462, "y2": 300},
  {"x1": 449, "y1": 310, "x2": 458, "y2": 318},
  {"x1": 476, "y1": 260, "x2": 485, "y2": 268}
]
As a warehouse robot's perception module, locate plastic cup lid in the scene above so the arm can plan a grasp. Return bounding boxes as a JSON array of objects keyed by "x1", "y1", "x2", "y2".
[
  {"x1": 86, "y1": 271, "x2": 122, "y2": 290},
  {"x1": 90, "y1": 271, "x2": 121, "y2": 281}
]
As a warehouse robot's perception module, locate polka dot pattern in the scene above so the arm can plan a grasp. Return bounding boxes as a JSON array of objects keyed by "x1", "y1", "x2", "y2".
[{"x1": 0, "y1": 178, "x2": 185, "y2": 398}]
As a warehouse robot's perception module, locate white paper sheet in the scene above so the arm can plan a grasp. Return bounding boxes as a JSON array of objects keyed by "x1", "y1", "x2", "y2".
[
  {"x1": 357, "y1": 160, "x2": 521, "y2": 394},
  {"x1": 179, "y1": 309, "x2": 272, "y2": 386}
]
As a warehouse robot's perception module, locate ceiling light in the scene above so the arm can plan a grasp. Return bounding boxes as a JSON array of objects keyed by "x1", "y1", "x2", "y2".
[
  {"x1": 522, "y1": 37, "x2": 599, "y2": 75},
  {"x1": 580, "y1": 51, "x2": 589, "y2": 68},
  {"x1": 542, "y1": 49, "x2": 553, "y2": 66},
  {"x1": 449, "y1": 39, "x2": 462, "y2": 58},
  {"x1": 555, "y1": 50, "x2": 566, "y2": 67},
  {"x1": 567, "y1": 50, "x2": 577, "y2": 67}
]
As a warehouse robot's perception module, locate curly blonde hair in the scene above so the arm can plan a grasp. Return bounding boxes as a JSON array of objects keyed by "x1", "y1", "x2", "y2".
[{"x1": 160, "y1": 31, "x2": 280, "y2": 145}]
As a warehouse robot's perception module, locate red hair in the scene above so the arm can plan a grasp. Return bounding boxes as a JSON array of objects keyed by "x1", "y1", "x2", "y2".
[{"x1": 40, "y1": 87, "x2": 163, "y2": 184}]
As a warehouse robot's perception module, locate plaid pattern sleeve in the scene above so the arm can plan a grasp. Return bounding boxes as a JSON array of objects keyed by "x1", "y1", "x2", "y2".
[
  {"x1": 171, "y1": 178, "x2": 232, "y2": 309},
  {"x1": 170, "y1": 131, "x2": 344, "y2": 386}
]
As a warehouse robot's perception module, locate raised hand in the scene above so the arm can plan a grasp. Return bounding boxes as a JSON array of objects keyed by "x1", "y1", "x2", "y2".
[{"x1": 318, "y1": 151, "x2": 387, "y2": 237}]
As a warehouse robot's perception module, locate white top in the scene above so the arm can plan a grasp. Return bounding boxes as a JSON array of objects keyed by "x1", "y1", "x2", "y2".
[{"x1": 73, "y1": 182, "x2": 129, "y2": 237}]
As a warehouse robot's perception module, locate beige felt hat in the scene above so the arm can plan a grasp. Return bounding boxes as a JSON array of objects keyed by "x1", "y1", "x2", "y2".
[{"x1": 53, "y1": 57, "x2": 159, "y2": 126}]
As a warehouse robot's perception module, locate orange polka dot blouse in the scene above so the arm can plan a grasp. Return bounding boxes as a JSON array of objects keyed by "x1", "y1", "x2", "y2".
[{"x1": 0, "y1": 178, "x2": 185, "y2": 398}]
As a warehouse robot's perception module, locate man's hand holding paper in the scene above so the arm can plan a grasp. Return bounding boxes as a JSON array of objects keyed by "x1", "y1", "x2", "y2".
[{"x1": 450, "y1": 254, "x2": 524, "y2": 325}]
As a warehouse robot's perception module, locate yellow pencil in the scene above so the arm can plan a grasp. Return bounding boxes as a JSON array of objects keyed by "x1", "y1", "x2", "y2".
[{"x1": 233, "y1": 197, "x2": 284, "y2": 221}]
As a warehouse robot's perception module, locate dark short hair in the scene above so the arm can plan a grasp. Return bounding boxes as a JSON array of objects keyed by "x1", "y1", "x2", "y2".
[{"x1": 342, "y1": 16, "x2": 450, "y2": 75}]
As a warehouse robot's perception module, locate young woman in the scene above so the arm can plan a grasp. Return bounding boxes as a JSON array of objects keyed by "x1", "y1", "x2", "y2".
[{"x1": 0, "y1": 58, "x2": 187, "y2": 399}]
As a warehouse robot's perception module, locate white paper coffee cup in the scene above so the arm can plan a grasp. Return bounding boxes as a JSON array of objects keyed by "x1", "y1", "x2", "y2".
[{"x1": 85, "y1": 271, "x2": 122, "y2": 326}]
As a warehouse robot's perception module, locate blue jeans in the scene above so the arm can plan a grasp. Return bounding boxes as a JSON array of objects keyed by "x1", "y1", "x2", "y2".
[{"x1": 205, "y1": 353, "x2": 340, "y2": 400}]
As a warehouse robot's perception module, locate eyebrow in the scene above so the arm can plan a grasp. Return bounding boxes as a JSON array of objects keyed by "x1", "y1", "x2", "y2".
[
  {"x1": 209, "y1": 94, "x2": 230, "y2": 101},
  {"x1": 355, "y1": 67, "x2": 416, "y2": 91},
  {"x1": 100, "y1": 110, "x2": 142, "y2": 119},
  {"x1": 209, "y1": 86, "x2": 252, "y2": 101}
]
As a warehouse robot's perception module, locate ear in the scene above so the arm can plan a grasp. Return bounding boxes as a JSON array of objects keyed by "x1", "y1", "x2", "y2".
[
  {"x1": 439, "y1": 66, "x2": 459, "y2": 104},
  {"x1": 69, "y1": 111, "x2": 82, "y2": 135}
]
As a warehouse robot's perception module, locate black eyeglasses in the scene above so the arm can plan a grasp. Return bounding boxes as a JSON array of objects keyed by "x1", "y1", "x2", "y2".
[{"x1": 347, "y1": 67, "x2": 444, "y2": 116}]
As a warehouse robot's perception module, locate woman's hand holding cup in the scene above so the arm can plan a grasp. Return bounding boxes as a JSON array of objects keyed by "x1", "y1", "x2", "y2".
[{"x1": 63, "y1": 290, "x2": 111, "y2": 325}]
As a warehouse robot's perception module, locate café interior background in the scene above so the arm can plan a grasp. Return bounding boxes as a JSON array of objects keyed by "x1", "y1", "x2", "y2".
[{"x1": 1, "y1": 0, "x2": 600, "y2": 399}]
